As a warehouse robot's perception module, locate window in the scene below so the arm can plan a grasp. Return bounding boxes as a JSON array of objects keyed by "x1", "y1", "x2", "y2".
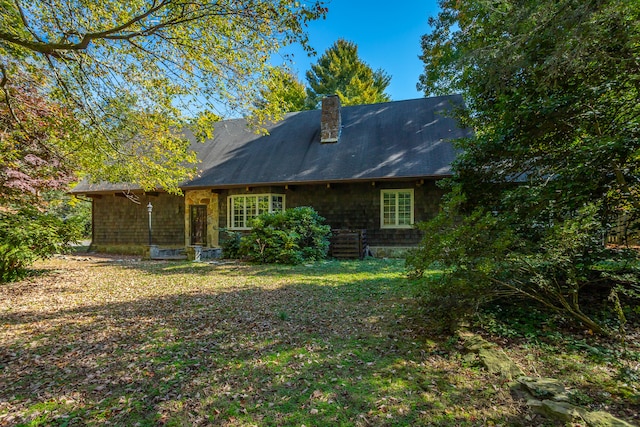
[
  {"x1": 228, "y1": 194, "x2": 285, "y2": 229},
  {"x1": 380, "y1": 189, "x2": 414, "y2": 228}
]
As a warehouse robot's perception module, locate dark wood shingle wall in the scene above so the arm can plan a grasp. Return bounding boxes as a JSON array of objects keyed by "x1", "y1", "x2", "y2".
[
  {"x1": 92, "y1": 193, "x2": 184, "y2": 246},
  {"x1": 218, "y1": 180, "x2": 444, "y2": 247},
  {"x1": 91, "y1": 180, "x2": 444, "y2": 249}
]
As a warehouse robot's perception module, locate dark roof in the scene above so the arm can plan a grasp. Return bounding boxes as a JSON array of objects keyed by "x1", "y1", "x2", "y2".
[{"x1": 72, "y1": 95, "x2": 468, "y2": 193}]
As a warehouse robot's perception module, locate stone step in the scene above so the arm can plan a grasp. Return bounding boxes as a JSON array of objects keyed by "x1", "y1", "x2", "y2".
[
  {"x1": 148, "y1": 245, "x2": 221, "y2": 261},
  {"x1": 187, "y1": 246, "x2": 222, "y2": 261},
  {"x1": 152, "y1": 255, "x2": 188, "y2": 260}
]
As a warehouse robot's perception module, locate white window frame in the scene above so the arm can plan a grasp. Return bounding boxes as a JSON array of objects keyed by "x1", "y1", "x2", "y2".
[
  {"x1": 380, "y1": 189, "x2": 414, "y2": 229},
  {"x1": 227, "y1": 194, "x2": 285, "y2": 230}
]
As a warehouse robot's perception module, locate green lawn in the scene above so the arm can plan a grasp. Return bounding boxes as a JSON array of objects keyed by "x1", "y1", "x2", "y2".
[{"x1": 0, "y1": 256, "x2": 637, "y2": 426}]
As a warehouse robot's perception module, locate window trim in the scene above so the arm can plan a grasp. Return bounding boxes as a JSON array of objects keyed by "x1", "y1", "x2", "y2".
[
  {"x1": 227, "y1": 193, "x2": 285, "y2": 230},
  {"x1": 380, "y1": 189, "x2": 414, "y2": 229}
]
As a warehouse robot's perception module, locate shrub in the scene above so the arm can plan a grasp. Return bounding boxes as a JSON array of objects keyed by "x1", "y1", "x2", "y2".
[
  {"x1": 0, "y1": 207, "x2": 82, "y2": 282},
  {"x1": 408, "y1": 188, "x2": 640, "y2": 335},
  {"x1": 220, "y1": 229, "x2": 243, "y2": 259},
  {"x1": 239, "y1": 207, "x2": 331, "y2": 264},
  {"x1": 406, "y1": 188, "x2": 514, "y2": 332}
]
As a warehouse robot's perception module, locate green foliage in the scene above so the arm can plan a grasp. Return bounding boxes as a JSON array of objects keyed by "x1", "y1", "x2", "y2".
[
  {"x1": 45, "y1": 192, "x2": 92, "y2": 238},
  {"x1": 407, "y1": 186, "x2": 515, "y2": 332},
  {"x1": 257, "y1": 41, "x2": 394, "y2": 112},
  {"x1": 255, "y1": 67, "x2": 310, "y2": 113},
  {"x1": 418, "y1": 0, "x2": 640, "y2": 230},
  {"x1": 0, "y1": 207, "x2": 82, "y2": 282},
  {"x1": 0, "y1": 0, "x2": 327, "y2": 275},
  {"x1": 412, "y1": 0, "x2": 640, "y2": 335},
  {"x1": 239, "y1": 207, "x2": 330, "y2": 264},
  {"x1": 0, "y1": 0, "x2": 327, "y2": 193},
  {"x1": 305, "y1": 39, "x2": 391, "y2": 108},
  {"x1": 408, "y1": 187, "x2": 639, "y2": 334},
  {"x1": 220, "y1": 230, "x2": 243, "y2": 259}
]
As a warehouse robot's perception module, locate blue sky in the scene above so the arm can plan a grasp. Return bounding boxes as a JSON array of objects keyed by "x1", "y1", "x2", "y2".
[{"x1": 276, "y1": 0, "x2": 442, "y2": 102}]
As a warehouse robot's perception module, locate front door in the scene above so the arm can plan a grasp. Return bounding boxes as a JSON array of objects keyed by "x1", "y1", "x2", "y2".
[{"x1": 190, "y1": 205, "x2": 207, "y2": 246}]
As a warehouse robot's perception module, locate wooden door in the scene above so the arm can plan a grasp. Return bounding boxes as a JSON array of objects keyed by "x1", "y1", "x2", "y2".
[{"x1": 190, "y1": 205, "x2": 207, "y2": 246}]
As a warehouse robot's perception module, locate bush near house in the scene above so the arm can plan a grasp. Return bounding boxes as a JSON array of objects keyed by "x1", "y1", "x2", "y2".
[
  {"x1": 406, "y1": 190, "x2": 640, "y2": 336},
  {"x1": 220, "y1": 230, "x2": 243, "y2": 259},
  {"x1": 239, "y1": 206, "x2": 331, "y2": 264},
  {"x1": 45, "y1": 192, "x2": 92, "y2": 239},
  {"x1": 0, "y1": 207, "x2": 82, "y2": 282}
]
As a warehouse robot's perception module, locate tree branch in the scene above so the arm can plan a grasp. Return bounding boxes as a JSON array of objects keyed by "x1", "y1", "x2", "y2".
[
  {"x1": 0, "y1": 0, "x2": 172, "y2": 55},
  {"x1": 0, "y1": 0, "x2": 270, "y2": 59},
  {"x1": 0, "y1": 64, "x2": 21, "y2": 125},
  {"x1": 12, "y1": 0, "x2": 44, "y2": 43}
]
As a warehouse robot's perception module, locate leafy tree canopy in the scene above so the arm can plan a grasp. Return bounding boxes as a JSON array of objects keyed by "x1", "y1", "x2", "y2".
[
  {"x1": 305, "y1": 39, "x2": 391, "y2": 108},
  {"x1": 1, "y1": 72, "x2": 76, "y2": 205},
  {"x1": 0, "y1": 0, "x2": 326, "y2": 193},
  {"x1": 255, "y1": 66, "x2": 309, "y2": 113},
  {"x1": 411, "y1": 0, "x2": 640, "y2": 334}
]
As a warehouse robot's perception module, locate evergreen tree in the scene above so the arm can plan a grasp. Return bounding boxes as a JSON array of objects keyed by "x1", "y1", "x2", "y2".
[{"x1": 305, "y1": 39, "x2": 391, "y2": 108}]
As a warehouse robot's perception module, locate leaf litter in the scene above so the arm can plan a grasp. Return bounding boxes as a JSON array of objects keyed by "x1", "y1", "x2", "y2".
[{"x1": 1, "y1": 256, "x2": 634, "y2": 426}]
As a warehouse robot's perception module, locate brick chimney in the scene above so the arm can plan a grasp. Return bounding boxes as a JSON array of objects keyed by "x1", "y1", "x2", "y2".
[{"x1": 320, "y1": 95, "x2": 341, "y2": 143}]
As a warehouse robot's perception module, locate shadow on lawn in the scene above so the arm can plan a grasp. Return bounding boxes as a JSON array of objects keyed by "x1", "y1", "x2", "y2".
[{"x1": 1, "y1": 268, "x2": 530, "y2": 426}]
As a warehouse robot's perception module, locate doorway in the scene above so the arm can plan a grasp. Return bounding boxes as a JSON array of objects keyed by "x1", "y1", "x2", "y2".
[{"x1": 190, "y1": 205, "x2": 207, "y2": 246}]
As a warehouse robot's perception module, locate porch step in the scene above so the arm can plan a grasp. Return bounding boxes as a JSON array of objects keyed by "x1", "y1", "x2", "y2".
[
  {"x1": 148, "y1": 246, "x2": 222, "y2": 261},
  {"x1": 153, "y1": 255, "x2": 188, "y2": 260},
  {"x1": 187, "y1": 246, "x2": 222, "y2": 261},
  {"x1": 149, "y1": 246, "x2": 187, "y2": 260}
]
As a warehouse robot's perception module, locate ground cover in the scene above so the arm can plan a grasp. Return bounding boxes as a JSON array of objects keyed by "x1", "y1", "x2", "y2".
[{"x1": 0, "y1": 256, "x2": 637, "y2": 426}]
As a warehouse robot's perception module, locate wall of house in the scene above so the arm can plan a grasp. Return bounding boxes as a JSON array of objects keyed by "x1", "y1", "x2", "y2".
[
  {"x1": 92, "y1": 193, "x2": 185, "y2": 252},
  {"x1": 216, "y1": 180, "x2": 445, "y2": 247},
  {"x1": 90, "y1": 180, "x2": 444, "y2": 255}
]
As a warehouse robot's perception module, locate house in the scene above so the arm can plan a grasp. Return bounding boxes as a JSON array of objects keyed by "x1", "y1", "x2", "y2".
[{"x1": 71, "y1": 94, "x2": 470, "y2": 258}]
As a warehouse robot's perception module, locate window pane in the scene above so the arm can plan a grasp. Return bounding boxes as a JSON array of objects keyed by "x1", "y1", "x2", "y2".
[
  {"x1": 246, "y1": 196, "x2": 258, "y2": 222},
  {"x1": 271, "y1": 195, "x2": 283, "y2": 212},
  {"x1": 398, "y1": 192, "x2": 412, "y2": 225},
  {"x1": 383, "y1": 192, "x2": 396, "y2": 225},
  {"x1": 257, "y1": 196, "x2": 269, "y2": 215},
  {"x1": 233, "y1": 196, "x2": 245, "y2": 228},
  {"x1": 381, "y1": 190, "x2": 412, "y2": 227},
  {"x1": 230, "y1": 194, "x2": 286, "y2": 228}
]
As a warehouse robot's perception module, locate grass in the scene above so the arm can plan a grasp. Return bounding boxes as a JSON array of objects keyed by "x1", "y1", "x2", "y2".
[{"x1": 0, "y1": 256, "x2": 638, "y2": 426}]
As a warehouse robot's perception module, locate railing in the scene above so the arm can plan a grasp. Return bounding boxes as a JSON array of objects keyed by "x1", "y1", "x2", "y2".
[{"x1": 330, "y1": 229, "x2": 368, "y2": 259}]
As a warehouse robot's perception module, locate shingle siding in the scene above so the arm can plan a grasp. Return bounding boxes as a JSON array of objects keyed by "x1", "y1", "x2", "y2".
[
  {"x1": 90, "y1": 180, "x2": 443, "y2": 249},
  {"x1": 92, "y1": 193, "x2": 184, "y2": 246}
]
